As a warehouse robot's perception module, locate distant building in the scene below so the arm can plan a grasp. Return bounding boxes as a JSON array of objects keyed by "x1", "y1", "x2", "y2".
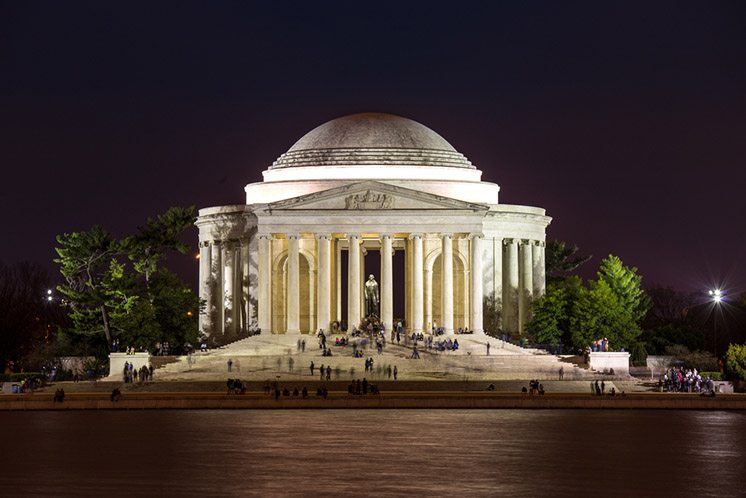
[{"x1": 196, "y1": 113, "x2": 550, "y2": 339}]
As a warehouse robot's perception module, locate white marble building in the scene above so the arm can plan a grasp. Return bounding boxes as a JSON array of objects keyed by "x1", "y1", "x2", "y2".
[{"x1": 196, "y1": 113, "x2": 551, "y2": 339}]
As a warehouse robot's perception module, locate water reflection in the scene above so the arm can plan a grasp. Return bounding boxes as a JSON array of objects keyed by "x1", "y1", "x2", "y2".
[{"x1": 2, "y1": 410, "x2": 745, "y2": 497}]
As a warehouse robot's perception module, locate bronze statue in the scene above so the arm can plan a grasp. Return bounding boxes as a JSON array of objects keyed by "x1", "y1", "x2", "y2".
[{"x1": 364, "y1": 274, "x2": 379, "y2": 317}]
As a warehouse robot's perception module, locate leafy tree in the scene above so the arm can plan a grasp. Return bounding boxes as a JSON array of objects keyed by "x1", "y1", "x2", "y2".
[
  {"x1": 483, "y1": 293, "x2": 502, "y2": 336},
  {"x1": 54, "y1": 207, "x2": 199, "y2": 354},
  {"x1": 597, "y1": 255, "x2": 651, "y2": 323},
  {"x1": 545, "y1": 240, "x2": 592, "y2": 283},
  {"x1": 127, "y1": 206, "x2": 196, "y2": 288},
  {"x1": 527, "y1": 276, "x2": 583, "y2": 346},
  {"x1": 149, "y1": 269, "x2": 200, "y2": 351},
  {"x1": 570, "y1": 278, "x2": 639, "y2": 350},
  {"x1": 725, "y1": 343, "x2": 746, "y2": 380},
  {"x1": 54, "y1": 227, "x2": 122, "y2": 345}
]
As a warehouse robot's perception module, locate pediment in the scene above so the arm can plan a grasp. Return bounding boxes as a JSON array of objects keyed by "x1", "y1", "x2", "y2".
[{"x1": 266, "y1": 181, "x2": 488, "y2": 211}]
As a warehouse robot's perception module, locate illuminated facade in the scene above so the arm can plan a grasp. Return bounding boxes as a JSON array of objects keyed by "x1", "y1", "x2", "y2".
[{"x1": 196, "y1": 113, "x2": 551, "y2": 338}]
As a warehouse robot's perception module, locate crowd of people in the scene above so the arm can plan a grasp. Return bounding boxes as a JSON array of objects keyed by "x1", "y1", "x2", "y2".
[
  {"x1": 659, "y1": 367, "x2": 717, "y2": 394},
  {"x1": 122, "y1": 361, "x2": 154, "y2": 383},
  {"x1": 348, "y1": 377, "x2": 379, "y2": 395}
]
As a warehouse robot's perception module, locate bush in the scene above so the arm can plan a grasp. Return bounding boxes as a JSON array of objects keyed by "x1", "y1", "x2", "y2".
[
  {"x1": 0, "y1": 372, "x2": 46, "y2": 383},
  {"x1": 725, "y1": 343, "x2": 746, "y2": 380},
  {"x1": 699, "y1": 372, "x2": 723, "y2": 381}
]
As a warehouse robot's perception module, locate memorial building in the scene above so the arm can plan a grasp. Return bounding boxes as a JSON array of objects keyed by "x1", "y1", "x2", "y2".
[{"x1": 196, "y1": 113, "x2": 551, "y2": 339}]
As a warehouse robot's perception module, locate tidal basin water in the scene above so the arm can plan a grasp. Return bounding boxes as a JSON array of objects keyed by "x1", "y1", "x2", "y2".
[{"x1": 2, "y1": 409, "x2": 745, "y2": 497}]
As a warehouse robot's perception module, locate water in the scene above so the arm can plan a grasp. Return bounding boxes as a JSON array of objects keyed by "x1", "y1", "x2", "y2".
[{"x1": 2, "y1": 410, "x2": 745, "y2": 497}]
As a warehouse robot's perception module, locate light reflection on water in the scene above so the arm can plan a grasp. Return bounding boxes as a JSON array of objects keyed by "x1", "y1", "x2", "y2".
[{"x1": 2, "y1": 410, "x2": 745, "y2": 497}]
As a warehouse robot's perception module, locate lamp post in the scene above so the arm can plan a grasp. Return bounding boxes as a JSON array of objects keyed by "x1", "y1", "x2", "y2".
[{"x1": 708, "y1": 289, "x2": 723, "y2": 357}]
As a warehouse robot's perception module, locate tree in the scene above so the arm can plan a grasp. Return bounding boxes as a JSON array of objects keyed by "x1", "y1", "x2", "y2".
[
  {"x1": 570, "y1": 278, "x2": 639, "y2": 350},
  {"x1": 597, "y1": 255, "x2": 651, "y2": 323},
  {"x1": 0, "y1": 262, "x2": 69, "y2": 370},
  {"x1": 54, "y1": 207, "x2": 199, "y2": 354},
  {"x1": 527, "y1": 276, "x2": 583, "y2": 346},
  {"x1": 483, "y1": 293, "x2": 502, "y2": 336},
  {"x1": 127, "y1": 206, "x2": 196, "y2": 289},
  {"x1": 54, "y1": 226, "x2": 122, "y2": 345},
  {"x1": 725, "y1": 343, "x2": 746, "y2": 380},
  {"x1": 545, "y1": 240, "x2": 592, "y2": 283}
]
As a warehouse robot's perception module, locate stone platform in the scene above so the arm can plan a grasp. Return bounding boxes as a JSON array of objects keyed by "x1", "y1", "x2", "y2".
[{"x1": 149, "y1": 334, "x2": 612, "y2": 382}]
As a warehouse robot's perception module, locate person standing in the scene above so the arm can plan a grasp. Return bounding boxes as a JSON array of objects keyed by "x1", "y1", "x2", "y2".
[
  {"x1": 559, "y1": 366, "x2": 564, "y2": 380},
  {"x1": 326, "y1": 365, "x2": 331, "y2": 381},
  {"x1": 227, "y1": 359, "x2": 233, "y2": 372},
  {"x1": 393, "y1": 365, "x2": 398, "y2": 380},
  {"x1": 310, "y1": 361, "x2": 315, "y2": 376},
  {"x1": 486, "y1": 342, "x2": 491, "y2": 356}
]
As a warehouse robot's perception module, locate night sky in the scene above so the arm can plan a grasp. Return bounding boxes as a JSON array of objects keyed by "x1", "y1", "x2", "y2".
[{"x1": 2, "y1": 1, "x2": 745, "y2": 295}]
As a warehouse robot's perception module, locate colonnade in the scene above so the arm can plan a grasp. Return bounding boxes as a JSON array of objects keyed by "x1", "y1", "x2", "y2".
[{"x1": 199, "y1": 232, "x2": 546, "y2": 338}]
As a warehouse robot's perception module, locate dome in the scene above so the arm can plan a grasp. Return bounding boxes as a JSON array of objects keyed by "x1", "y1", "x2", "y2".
[{"x1": 269, "y1": 113, "x2": 474, "y2": 170}]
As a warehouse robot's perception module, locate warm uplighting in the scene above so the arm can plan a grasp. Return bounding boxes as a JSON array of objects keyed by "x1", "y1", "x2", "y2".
[
  {"x1": 187, "y1": 311, "x2": 193, "y2": 317},
  {"x1": 195, "y1": 253, "x2": 200, "y2": 260}
]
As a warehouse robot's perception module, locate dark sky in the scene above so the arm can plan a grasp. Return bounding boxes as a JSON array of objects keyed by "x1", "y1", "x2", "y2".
[{"x1": 1, "y1": 1, "x2": 745, "y2": 295}]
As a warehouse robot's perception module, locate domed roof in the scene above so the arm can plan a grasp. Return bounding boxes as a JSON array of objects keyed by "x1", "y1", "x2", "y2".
[{"x1": 269, "y1": 113, "x2": 474, "y2": 170}]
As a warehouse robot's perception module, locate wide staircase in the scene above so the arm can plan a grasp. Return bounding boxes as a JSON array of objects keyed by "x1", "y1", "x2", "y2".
[{"x1": 155, "y1": 334, "x2": 601, "y2": 382}]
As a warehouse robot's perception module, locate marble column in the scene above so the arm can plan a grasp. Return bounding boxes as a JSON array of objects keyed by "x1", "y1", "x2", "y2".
[
  {"x1": 424, "y1": 268, "x2": 433, "y2": 332},
  {"x1": 286, "y1": 234, "x2": 300, "y2": 334},
  {"x1": 258, "y1": 235, "x2": 272, "y2": 334},
  {"x1": 380, "y1": 234, "x2": 393, "y2": 333},
  {"x1": 441, "y1": 234, "x2": 454, "y2": 334},
  {"x1": 240, "y1": 239, "x2": 250, "y2": 333},
  {"x1": 503, "y1": 239, "x2": 519, "y2": 335},
  {"x1": 222, "y1": 241, "x2": 235, "y2": 336},
  {"x1": 411, "y1": 233, "x2": 424, "y2": 333},
  {"x1": 316, "y1": 234, "x2": 331, "y2": 333},
  {"x1": 198, "y1": 241, "x2": 212, "y2": 336},
  {"x1": 211, "y1": 241, "x2": 223, "y2": 336},
  {"x1": 532, "y1": 241, "x2": 546, "y2": 297},
  {"x1": 470, "y1": 234, "x2": 484, "y2": 334},
  {"x1": 348, "y1": 234, "x2": 361, "y2": 329},
  {"x1": 519, "y1": 240, "x2": 533, "y2": 334},
  {"x1": 493, "y1": 237, "x2": 503, "y2": 330},
  {"x1": 335, "y1": 239, "x2": 342, "y2": 322}
]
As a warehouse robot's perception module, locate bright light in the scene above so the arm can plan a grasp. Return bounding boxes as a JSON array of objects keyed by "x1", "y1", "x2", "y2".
[
  {"x1": 47, "y1": 289, "x2": 52, "y2": 295},
  {"x1": 47, "y1": 296, "x2": 52, "y2": 302},
  {"x1": 710, "y1": 289, "x2": 723, "y2": 303},
  {"x1": 195, "y1": 253, "x2": 200, "y2": 260}
]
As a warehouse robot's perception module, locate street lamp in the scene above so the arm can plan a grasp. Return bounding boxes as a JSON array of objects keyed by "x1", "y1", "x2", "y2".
[{"x1": 708, "y1": 289, "x2": 724, "y2": 357}]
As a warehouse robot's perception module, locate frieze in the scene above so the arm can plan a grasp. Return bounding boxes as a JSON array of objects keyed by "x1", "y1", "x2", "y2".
[{"x1": 344, "y1": 190, "x2": 394, "y2": 209}]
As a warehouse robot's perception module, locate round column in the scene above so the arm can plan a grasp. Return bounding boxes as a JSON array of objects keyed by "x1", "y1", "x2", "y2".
[
  {"x1": 258, "y1": 234, "x2": 272, "y2": 334},
  {"x1": 442, "y1": 234, "x2": 454, "y2": 334},
  {"x1": 519, "y1": 240, "x2": 533, "y2": 334},
  {"x1": 504, "y1": 239, "x2": 519, "y2": 335},
  {"x1": 316, "y1": 234, "x2": 331, "y2": 333},
  {"x1": 348, "y1": 234, "x2": 361, "y2": 329},
  {"x1": 198, "y1": 240, "x2": 212, "y2": 336},
  {"x1": 381, "y1": 234, "x2": 394, "y2": 332},
  {"x1": 470, "y1": 234, "x2": 484, "y2": 334},
  {"x1": 286, "y1": 234, "x2": 300, "y2": 334},
  {"x1": 533, "y1": 241, "x2": 546, "y2": 297},
  {"x1": 411, "y1": 233, "x2": 424, "y2": 333}
]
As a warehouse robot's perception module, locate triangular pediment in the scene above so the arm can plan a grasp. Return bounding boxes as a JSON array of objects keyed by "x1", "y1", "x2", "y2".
[{"x1": 265, "y1": 181, "x2": 489, "y2": 211}]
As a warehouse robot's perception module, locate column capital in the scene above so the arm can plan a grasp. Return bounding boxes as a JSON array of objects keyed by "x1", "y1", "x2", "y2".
[
  {"x1": 315, "y1": 233, "x2": 332, "y2": 241},
  {"x1": 347, "y1": 233, "x2": 360, "y2": 240},
  {"x1": 408, "y1": 233, "x2": 423, "y2": 240},
  {"x1": 469, "y1": 233, "x2": 484, "y2": 240},
  {"x1": 258, "y1": 233, "x2": 273, "y2": 240},
  {"x1": 380, "y1": 233, "x2": 393, "y2": 240},
  {"x1": 503, "y1": 238, "x2": 517, "y2": 246},
  {"x1": 534, "y1": 240, "x2": 546, "y2": 247},
  {"x1": 441, "y1": 233, "x2": 453, "y2": 240},
  {"x1": 287, "y1": 233, "x2": 300, "y2": 240}
]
